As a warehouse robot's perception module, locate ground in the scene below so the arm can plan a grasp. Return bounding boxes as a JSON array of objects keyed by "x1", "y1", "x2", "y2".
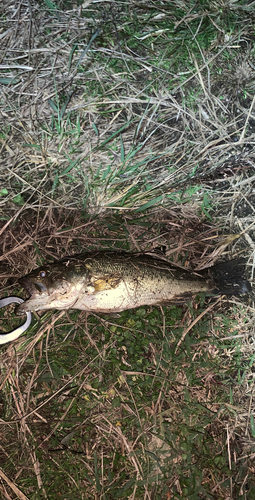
[{"x1": 1, "y1": 1, "x2": 255, "y2": 499}]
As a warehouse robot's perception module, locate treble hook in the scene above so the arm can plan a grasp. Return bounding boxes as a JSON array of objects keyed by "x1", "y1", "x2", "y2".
[{"x1": 0, "y1": 297, "x2": 32, "y2": 344}]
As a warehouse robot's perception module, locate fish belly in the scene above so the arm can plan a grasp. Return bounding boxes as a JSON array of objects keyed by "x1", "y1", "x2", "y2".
[{"x1": 73, "y1": 276, "x2": 211, "y2": 313}]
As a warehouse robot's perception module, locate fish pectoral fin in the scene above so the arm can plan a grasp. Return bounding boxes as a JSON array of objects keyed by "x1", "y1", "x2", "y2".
[{"x1": 93, "y1": 275, "x2": 122, "y2": 292}]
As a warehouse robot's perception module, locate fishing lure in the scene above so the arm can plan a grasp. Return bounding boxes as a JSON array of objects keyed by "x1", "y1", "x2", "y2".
[{"x1": 0, "y1": 297, "x2": 32, "y2": 344}]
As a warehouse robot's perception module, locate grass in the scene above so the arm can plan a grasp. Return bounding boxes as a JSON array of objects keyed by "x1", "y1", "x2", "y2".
[
  {"x1": 1, "y1": 0, "x2": 255, "y2": 498},
  {"x1": 1, "y1": 297, "x2": 254, "y2": 499},
  {"x1": 1, "y1": 0, "x2": 255, "y2": 213},
  {"x1": 1, "y1": 210, "x2": 255, "y2": 499}
]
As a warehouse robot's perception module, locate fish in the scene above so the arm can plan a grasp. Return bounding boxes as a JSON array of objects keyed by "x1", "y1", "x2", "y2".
[{"x1": 15, "y1": 251, "x2": 251, "y2": 316}]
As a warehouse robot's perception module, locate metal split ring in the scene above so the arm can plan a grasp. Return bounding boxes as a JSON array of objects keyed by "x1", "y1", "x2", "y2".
[{"x1": 0, "y1": 297, "x2": 32, "y2": 344}]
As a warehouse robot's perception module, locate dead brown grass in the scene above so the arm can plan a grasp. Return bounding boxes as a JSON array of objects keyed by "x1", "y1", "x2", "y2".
[
  {"x1": 1, "y1": 0, "x2": 255, "y2": 498},
  {"x1": 1, "y1": 207, "x2": 255, "y2": 499},
  {"x1": 1, "y1": 1, "x2": 255, "y2": 214}
]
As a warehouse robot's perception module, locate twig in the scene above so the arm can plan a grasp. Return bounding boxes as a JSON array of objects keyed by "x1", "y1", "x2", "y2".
[
  {"x1": 174, "y1": 296, "x2": 222, "y2": 353},
  {"x1": 0, "y1": 469, "x2": 29, "y2": 500}
]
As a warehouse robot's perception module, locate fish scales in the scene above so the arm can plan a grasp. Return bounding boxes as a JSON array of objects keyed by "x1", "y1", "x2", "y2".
[
  {"x1": 74, "y1": 253, "x2": 212, "y2": 312},
  {"x1": 15, "y1": 251, "x2": 251, "y2": 316}
]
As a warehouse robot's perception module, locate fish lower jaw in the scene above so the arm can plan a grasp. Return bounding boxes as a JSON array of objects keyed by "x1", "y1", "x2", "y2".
[{"x1": 16, "y1": 295, "x2": 79, "y2": 314}]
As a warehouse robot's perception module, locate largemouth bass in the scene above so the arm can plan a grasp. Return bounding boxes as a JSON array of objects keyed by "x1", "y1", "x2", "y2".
[{"x1": 15, "y1": 251, "x2": 251, "y2": 316}]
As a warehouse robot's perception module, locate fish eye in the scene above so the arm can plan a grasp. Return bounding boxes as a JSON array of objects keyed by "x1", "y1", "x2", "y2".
[{"x1": 39, "y1": 270, "x2": 47, "y2": 278}]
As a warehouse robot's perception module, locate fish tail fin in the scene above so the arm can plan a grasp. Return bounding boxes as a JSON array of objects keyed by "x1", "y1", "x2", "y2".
[{"x1": 208, "y1": 259, "x2": 251, "y2": 296}]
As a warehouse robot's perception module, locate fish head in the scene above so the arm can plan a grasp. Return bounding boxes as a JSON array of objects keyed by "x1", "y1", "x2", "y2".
[{"x1": 16, "y1": 261, "x2": 90, "y2": 315}]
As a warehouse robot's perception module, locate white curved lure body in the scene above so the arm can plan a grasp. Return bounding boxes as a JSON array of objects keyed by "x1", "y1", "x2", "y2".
[{"x1": 0, "y1": 297, "x2": 32, "y2": 344}]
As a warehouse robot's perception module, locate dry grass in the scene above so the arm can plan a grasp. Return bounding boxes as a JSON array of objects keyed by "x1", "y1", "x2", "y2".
[
  {"x1": 1, "y1": 0, "x2": 255, "y2": 498},
  {"x1": 1, "y1": 0, "x2": 255, "y2": 213}
]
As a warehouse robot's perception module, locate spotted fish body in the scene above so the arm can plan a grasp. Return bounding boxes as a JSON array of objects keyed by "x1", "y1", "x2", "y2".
[{"x1": 16, "y1": 251, "x2": 250, "y2": 316}]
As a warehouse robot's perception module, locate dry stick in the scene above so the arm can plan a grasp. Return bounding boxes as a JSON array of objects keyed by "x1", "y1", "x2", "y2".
[
  {"x1": 0, "y1": 338, "x2": 112, "y2": 426},
  {"x1": 25, "y1": 339, "x2": 44, "y2": 412},
  {"x1": 0, "y1": 483, "x2": 12, "y2": 500},
  {"x1": 7, "y1": 166, "x2": 63, "y2": 207},
  {"x1": 124, "y1": 217, "x2": 141, "y2": 251},
  {"x1": 234, "y1": 173, "x2": 255, "y2": 188},
  {"x1": 239, "y1": 94, "x2": 255, "y2": 143},
  {"x1": 0, "y1": 365, "x2": 17, "y2": 391},
  {"x1": 18, "y1": 311, "x2": 67, "y2": 370},
  {"x1": 0, "y1": 167, "x2": 63, "y2": 241},
  {"x1": 37, "y1": 338, "x2": 115, "y2": 448},
  {"x1": 238, "y1": 221, "x2": 255, "y2": 281},
  {"x1": 0, "y1": 364, "x2": 86, "y2": 425},
  {"x1": 226, "y1": 424, "x2": 232, "y2": 473},
  {"x1": 54, "y1": 220, "x2": 95, "y2": 234},
  {"x1": 23, "y1": 425, "x2": 45, "y2": 494},
  {"x1": 245, "y1": 384, "x2": 255, "y2": 437},
  {"x1": 201, "y1": 219, "x2": 255, "y2": 268},
  {"x1": 237, "y1": 219, "x2": 255, "y2": 238},
  {"x1": 10, "y1": 378, "x2": 45, "y2": 493},
  {"x1": 0, "y1": 469, "x2": 29, "y2": 500},
  {"x1": 174, "y1": 296, "x2": 222, "y2": 353},
  {"x1": 101, "y1": 415, "x2": 143, "y2": 479},
  {"x1": 0, "y1": 208, "x2": 28, "y2": 238},
  {"x1": 38, "y1": 395, "x2": 81, "y2": 450},
  {"x1": 197, "y1": 128, "x2": 252, "y2": 157},
  {"x1": 173, "y1": 35, "x2": 244, "y2": 93}
]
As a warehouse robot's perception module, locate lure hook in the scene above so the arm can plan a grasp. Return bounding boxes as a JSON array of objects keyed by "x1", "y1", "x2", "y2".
[{"x1": 0, "y1": 297, "x2": 32, "y2": 344}]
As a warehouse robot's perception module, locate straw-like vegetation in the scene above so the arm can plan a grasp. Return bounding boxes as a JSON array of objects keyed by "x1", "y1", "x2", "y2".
[{"x1": 1, "y1": 0, "x2": 255, "y2": 498}]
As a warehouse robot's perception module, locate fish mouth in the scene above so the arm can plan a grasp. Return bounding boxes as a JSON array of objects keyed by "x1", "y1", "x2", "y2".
[
  {"x1": 18, "y1": 277, "x2": 48, "y2": 296},
  {"x1": 16, "y1": 277, "x2": 49, "y2": 316},
  {"x1": 16, "y1": 275, "x2": 82, "y2": 315}
]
